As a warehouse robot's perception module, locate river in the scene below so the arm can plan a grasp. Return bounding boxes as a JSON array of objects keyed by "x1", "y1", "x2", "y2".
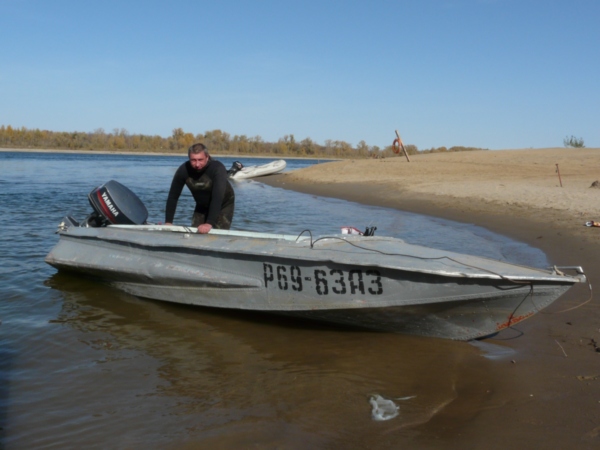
[{"x1": 0, "y1": 150, "x2": 548, "y2": 448}]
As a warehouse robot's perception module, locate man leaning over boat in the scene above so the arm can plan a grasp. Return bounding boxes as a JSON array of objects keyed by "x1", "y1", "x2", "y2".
[{"x1": 164, "y1": 143, "x2": 235, "y2": 234}]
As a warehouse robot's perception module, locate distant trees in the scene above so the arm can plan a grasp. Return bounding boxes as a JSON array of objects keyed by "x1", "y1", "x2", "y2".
[
  {"x1": 170, "y1": 128, "x2": 195, "y2": 150},
  {"x1": 563, "y1": 135, "x2": 585, "y2": 148},
  {"x1": 0, "y1": 124, "x2": 488, "y2": 158}
]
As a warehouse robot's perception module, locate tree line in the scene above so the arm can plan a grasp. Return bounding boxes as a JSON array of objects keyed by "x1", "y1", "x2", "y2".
[{"x1": 0, "y1": 125, "x2": 487, "y2": 158}]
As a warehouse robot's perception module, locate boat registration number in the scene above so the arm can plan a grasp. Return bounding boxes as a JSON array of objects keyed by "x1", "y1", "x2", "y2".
[{"x1": 263, "y1": 263, "x2": 383, "y2": 296}]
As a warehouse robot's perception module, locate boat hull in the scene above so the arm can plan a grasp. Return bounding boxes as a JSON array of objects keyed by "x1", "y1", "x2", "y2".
[{"x1": 45, "y1": 225, "x2": 584, "y2": 340}]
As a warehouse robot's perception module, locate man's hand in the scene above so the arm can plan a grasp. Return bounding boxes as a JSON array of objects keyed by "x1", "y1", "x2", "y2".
[{"x1": 197, "y1": 223, "x2": 213, "y2": 234}]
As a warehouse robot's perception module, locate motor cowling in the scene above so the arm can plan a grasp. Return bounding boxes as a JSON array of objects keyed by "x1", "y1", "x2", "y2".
[
  {"x1": 227, "y1": 161, "x2": 244, "y2": 176},
  {"x1": 87, "y1": 180, "x2": 148, "y2": 226}
]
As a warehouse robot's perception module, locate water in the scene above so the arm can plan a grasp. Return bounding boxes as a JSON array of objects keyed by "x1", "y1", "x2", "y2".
[{"x1": 0, "y1": 151, "x2": 547, "y2": 448}]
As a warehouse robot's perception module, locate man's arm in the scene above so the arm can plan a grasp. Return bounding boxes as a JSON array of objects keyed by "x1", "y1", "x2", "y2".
[{"x1": 165, "y1": 165, "x2": 186, "y2": 223}]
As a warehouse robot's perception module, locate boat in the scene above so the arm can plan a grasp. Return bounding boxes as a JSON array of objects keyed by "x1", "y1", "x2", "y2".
[
  {"x1": 45, "y1": 180, "x2": 587, "y2": 341},
  {"x1": 227, "y1": 159, "x2": 286, "y2": 180}
]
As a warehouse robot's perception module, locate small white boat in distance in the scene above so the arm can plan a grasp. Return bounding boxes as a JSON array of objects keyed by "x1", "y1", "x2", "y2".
[{"x1": 227, "y1": 160, "x2": 286, "y2": 180}]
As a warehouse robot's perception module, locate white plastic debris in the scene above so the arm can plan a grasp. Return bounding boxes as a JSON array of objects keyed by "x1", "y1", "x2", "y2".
[{"x1": 369, "y1": 394, "x2": 399, "y2": 421}]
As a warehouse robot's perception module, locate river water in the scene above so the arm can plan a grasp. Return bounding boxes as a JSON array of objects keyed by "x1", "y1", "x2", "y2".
[{"x1": 0, "y1": 151, "x2": 547, "y2": 448}]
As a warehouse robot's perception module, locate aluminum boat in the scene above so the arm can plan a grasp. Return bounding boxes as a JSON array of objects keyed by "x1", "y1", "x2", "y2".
[{"x1": 45, "y1": 180, "x2": 586, "y2": 340}]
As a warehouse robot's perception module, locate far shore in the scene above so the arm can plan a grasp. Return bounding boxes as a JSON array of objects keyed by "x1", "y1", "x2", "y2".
[{"x1": 0, "y1": 147, "x2": 336, "y2": 160}]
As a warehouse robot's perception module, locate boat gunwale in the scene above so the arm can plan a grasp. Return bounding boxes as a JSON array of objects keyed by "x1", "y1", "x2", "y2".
[{"x1": 53, "y1": 224, "x2": 584, "y2": 285}]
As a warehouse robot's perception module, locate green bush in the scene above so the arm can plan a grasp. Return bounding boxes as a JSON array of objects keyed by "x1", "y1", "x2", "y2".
[{"x1": 563, "y1": 135, "x2": 585, "y2": 148}]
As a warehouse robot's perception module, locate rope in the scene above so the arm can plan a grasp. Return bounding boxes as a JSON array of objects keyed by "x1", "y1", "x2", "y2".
[
  {"x1": 303, "y1": 231, "x2": 594, "y2": 318},
  {"x1": 307, "y1": 234, "x2": 534, "y2": 286}
]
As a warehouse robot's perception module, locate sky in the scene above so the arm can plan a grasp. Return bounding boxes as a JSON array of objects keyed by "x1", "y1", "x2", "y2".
[{"x1": 1, "y1": 0, "x2": 598, "y2": 150}]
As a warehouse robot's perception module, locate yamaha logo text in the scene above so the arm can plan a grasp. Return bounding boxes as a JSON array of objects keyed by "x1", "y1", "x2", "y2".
[{"x1": 101, "y1": 192, "x2": 120, "y2": 217}]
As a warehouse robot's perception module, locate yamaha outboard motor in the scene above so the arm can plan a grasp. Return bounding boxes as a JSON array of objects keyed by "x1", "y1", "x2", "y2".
[
  {"x1": 227, "y1": 161, "x2": 244, "y2": 177},
  {"x1": 85, "y1": 180, "x2": 148, "y2": 227}
]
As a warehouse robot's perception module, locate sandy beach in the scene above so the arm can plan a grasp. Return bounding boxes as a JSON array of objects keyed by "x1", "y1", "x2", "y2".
[{"x1": 261, "y1": 147, "x2": 600, "y2": 447}]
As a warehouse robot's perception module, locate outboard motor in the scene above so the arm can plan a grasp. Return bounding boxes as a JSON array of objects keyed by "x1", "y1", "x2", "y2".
[
  {"x1": 84, "y1": 180, "x2": 148, "y2": 227},
  {"x1": 227, "y1": 161, "x2": 244, "y2": 177}
]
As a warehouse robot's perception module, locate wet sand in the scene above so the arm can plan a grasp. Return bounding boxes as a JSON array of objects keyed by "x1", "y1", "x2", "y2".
[{"x1": 260, "y1": 148, "x2": 600, "y2": 447}]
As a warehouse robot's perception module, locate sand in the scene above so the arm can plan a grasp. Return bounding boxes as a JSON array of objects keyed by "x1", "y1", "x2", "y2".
[
  {"x1": 268, "y1": 148, "x2": 600, "y2": 240},
  {"x1": 260, "y1": 147, "x2": 600, "y2": 447}
]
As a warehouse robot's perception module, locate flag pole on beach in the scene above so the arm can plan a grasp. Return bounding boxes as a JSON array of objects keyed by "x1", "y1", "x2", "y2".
[{"x1": 393, "y1": 130, "x2": 411, "y2": 162}]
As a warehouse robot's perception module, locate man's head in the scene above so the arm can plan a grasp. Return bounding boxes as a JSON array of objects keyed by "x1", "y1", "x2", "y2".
[{"x1": 188, "y1": 143, "x2": 210, "y2": 171}]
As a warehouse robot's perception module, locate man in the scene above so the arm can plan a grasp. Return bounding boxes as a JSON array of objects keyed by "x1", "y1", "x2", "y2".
[{"x1": 165, "y1": 143, "x2": 235, "y2": 234}]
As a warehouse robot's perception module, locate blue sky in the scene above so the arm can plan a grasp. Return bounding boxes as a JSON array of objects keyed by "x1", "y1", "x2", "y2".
[{"x1": 1, "y1": 0, "x2": 598, "y2": 150}]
